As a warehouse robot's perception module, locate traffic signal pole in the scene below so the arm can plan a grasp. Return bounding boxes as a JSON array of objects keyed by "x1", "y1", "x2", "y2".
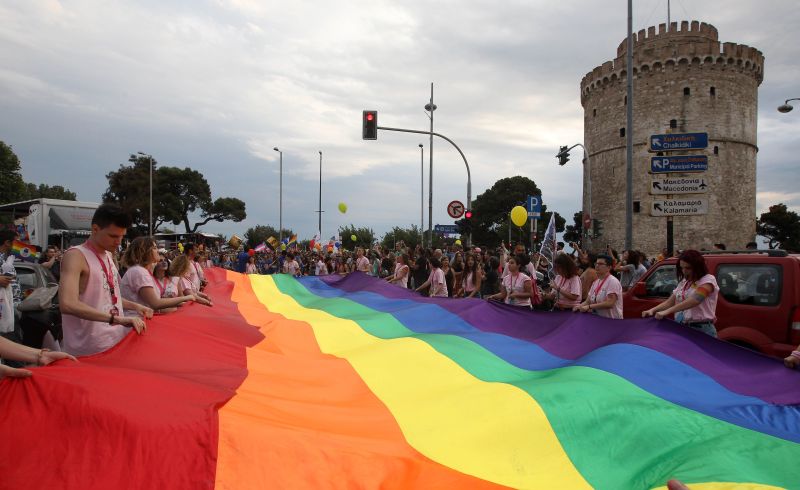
[{"x1": 377, "y1": 125, "x2": 473, "y2": 247}]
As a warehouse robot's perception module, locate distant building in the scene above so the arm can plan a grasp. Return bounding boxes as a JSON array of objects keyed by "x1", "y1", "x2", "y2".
[{"x1": 580, "y1": 20, "x2": 763, "y2": 254}]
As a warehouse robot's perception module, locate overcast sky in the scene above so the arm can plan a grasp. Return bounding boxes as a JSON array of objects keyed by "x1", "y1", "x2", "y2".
[{"x1": 1, "y1": 0, "x2": 798, "y2": 242}]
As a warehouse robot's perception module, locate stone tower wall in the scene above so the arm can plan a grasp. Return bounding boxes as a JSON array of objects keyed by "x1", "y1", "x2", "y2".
[{"x1": 580, "y1": 20, "x2": 763, "y2": 256}]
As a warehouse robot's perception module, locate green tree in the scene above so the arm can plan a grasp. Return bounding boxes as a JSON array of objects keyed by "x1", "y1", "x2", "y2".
[
  {"x1": 563, "y1": 211, "x2": 584, "y2": 246},
  {"x1": 0, "y1": 141, "x2": 79, "y2": 203},
  {"x1": 21, "y1": 183, "x2": 77, "y2": 201},
  {"x1": 757, "y1": 203, "x2": 800, "y2": 252},
  {"x1": 243, "y1": 225, "x2": 293, "y2": 249},
  {"x1": 0, "y1": 142, "x2": 30, "y2": 203},
  {"x1": 104, "y1": 153, "x2": 246, "y2": 234},
  {"x1": 380, "y1": 225, "x2": 423, "y2": 250},
  {"x1": 470, "y1": 176, "x2": 564, "y2": 247},
  {"x1": 338, "y1": 224, "x2": 376, "y2": 250}
]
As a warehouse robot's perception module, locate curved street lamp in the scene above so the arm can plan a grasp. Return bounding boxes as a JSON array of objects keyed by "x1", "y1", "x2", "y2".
[
  {"x1": 777, "y1": 98, "x2": 799, "y2": 113},
  {"x1": 273, "y1": 147, "x2": 283, "y2": 243}
]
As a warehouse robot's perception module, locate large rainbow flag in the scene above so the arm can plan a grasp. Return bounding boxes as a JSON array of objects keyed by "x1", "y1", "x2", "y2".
[{"x1": 1, "y1": 269, "x2": 798, "y2": 489}]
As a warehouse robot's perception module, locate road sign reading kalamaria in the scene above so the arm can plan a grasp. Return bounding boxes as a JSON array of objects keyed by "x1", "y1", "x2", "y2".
[{"x1": 651, "y1": 199, "x2": 708, "y2": 216}]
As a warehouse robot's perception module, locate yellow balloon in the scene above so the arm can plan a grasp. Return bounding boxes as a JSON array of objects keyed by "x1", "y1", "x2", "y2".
[
  {"x1": 351, "y1": 234, "x2": 357, "y2": 241},
  {"x1": 455, "y1": 239, "x2": 462, "y2": 246},
  {"x1": 338, "y1": 202, "x2": 348, "y2": 213},
  {"x1": 511, "y1": 205, "x2": 528, "y2": 227}
]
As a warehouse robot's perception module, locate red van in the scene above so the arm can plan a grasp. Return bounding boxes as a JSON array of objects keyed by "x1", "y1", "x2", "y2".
[{"x1": 623, "y1": 251, "x2": 800, "y2": 358}]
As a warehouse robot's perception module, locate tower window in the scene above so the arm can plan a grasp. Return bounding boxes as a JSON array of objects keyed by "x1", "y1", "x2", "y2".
[
  {"x1": 624, "y1": 95, "x2": 627, "y2": 105},
  {"x1": 683, "y1": 87, "x2": 691, "y2": 96},
  {"x1": 620, "y1": 127, "x2": 626, "y2": 137},
  {"x1": 633, "y1": 201, "x2": 641, "y2": 213},
  {"x1": 710, "y1": 86, "x2": 716, "y2": 96},
  {"x1": 713, "y1": 146, "x2": 719, "y2": 155},
  {"x1": 593, "y1": 108, "x2": 597, "y2": 117},
  {"x1": 669, "y1": 119, "x2": 678, "y2": 128}
]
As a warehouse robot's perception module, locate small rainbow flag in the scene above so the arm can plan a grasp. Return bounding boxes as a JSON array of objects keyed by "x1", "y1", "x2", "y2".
[
  {"x1": 1, "y1": 270, "x2": 798, "y2": 488},
  {"x1": 287, "y1": 234, "x2": 297, "y2": 248},
  {"x1": 11, "y1": 240, "x2": 40, "y2": 262}
]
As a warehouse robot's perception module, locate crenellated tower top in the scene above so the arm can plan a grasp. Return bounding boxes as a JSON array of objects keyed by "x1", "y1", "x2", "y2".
[{"x1": 580, "y1": 20, "x2": 764, "y2": 105}]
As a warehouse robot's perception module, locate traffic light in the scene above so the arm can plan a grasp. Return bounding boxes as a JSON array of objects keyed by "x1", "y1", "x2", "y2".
[
  {"x1": 462, "y1": 211, "x2": 473, "y2": 235},
  {"x1": 557, "y1": 146, "x2": 570, "y2": 166},
  {"x1": 592, "y1": 218, "x2": 603, "y2": 238},
  {"x1": 362, "y1": 110, "x2": 378, "y2": 140}
]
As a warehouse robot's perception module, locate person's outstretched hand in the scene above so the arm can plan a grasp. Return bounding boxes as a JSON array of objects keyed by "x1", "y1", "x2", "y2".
[
  {"x1": 667, "y1": 479, "x2": 690, "y2": 490},
  {"x1": 0, "y1": 364, "x2": 32, "y2": 379}
]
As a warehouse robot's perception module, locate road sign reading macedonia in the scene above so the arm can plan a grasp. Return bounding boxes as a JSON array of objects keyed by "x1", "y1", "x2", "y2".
[{"x1": 650, "y1": 177, "x2": 709, "y2": 195}]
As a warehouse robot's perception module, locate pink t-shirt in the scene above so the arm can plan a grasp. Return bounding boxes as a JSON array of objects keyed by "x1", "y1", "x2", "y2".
[
  {"x1": 186, "y1": 260, "x2": 204, "y2": 292},
  {"x1": 587, "y1": 274, "x2": 624, "y2": 319},
  {"x1": 120, "y1": 265, "x2": 157, "y2": 316},
  {"x1": 391, "y1": 263, "x2": 409, "y2": 288},
  {"x1": 554, "y1": 274, "x2": 582, "y2": 308},
  {"x1": 428, "y1": 268, "x2": 448, "y2": 297},
  {"x1": 356, "y1": 256, "x2": 370, "y2": 272},
  {"x1": 61, "y1": 244, "x2": 128, "y2": 357},
  {"x1": 283, "y1": 260, "x2": 300, "y2": 276},
  {"x1": 502, "y1": 272, "x2": 532, "y2": 307},
  {"x1": 674, "y1": 274, "x2": 719, "y2": 323},
  {"x1": 463, "y1": 271, "x2": 477, "y2": 293}
]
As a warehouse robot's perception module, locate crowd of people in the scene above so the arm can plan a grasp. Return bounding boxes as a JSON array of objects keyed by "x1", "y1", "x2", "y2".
[{"x1": 1, "y1": 203, "x2": 798, "y2": 381}]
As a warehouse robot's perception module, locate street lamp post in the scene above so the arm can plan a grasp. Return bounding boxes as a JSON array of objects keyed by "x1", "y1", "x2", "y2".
[
  {"x1": 273, "y1": 147, "x2": 283, "y2": 243},
  {"x1": 418, "y1": 144, "x2": 424, "y2": 246},
  {"x1": 317, "y1": 151, "x2": 323, "y2": 238},
  {"x1": 424, "y1": 83, "x2": 436, "y2": 248},
  {"x1": 778, "y1": 98, "x2": 800, "y2": 113}
]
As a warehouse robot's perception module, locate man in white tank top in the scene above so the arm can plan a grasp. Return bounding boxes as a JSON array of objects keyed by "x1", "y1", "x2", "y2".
[{"x1": 59, "y1": 204, "x2": 153, "y2": 357}]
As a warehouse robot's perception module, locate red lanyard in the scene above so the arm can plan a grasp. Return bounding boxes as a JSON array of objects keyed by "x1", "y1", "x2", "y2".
[
  {"x1": 509, "y1": 273, "x2": 521, "y2": 291},
  {"x1": 150, "y1": 270, "x2": 167, "y2": 296},
  {"x1": 592, "y1": 275, "x2": 610, "y2": 300},
  {"x1": 681, "y1": 280, "x2": 695, "y2": 299},
  {"x1": 85, "y1": 241, "x2": 118, "y2": 305}
]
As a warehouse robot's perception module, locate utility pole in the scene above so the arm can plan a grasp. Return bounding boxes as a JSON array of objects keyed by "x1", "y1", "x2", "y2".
[
  {"x1": 424, "y1": 83, "x2": 436, "y2": 248},
  {"x1": 625, "y1": 0, "x2": 634, "y2": 250},
  {"x1": 317, "y1": 151, "x2": 323, "y2": 238}
]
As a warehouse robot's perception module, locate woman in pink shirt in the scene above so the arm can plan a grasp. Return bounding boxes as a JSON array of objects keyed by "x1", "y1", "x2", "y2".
[
  {"x1": 574, "y1": 254, "x2": 623, "y2": 319},
  {"x1": 642, "y1": 249, "x2": 718, "y2": 337},
  {"x1": 386, "y1": 254, "x2": 410, "y2": 288},
  {"x1": 545, "y1": 254, "x2": 582, "y2": 310},
  {"x1": 169, "y1": 255, "x2": 213, "y2": 305},
  {"x1": 488, "y1": 256, "x2": 532, "y2": 307},
  {"x1": 415, "y1": 256, "x2": 448, "y2": 298},
  {"x1": 461, "y1": 253, "x2": 482, "y2": 298},
  {"x1": 120, "y1": 237, "x2": 204, "y2": 315},
  {"x1": 355, "y1": 248, "x2": 371, "y2": 273}
]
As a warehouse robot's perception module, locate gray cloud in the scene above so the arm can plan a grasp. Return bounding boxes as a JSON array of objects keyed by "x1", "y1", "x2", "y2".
[{"x1": 0, "y1": 0, "x2": 798, "y2": 242}]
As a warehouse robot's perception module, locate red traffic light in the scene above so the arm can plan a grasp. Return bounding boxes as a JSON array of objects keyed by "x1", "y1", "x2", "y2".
[
  {"x1": 465, "y1": 211, "x2": 472, "y2": 219},
  {"x1": 362, "y1": 110, "x2": 378, "y2": 140}
]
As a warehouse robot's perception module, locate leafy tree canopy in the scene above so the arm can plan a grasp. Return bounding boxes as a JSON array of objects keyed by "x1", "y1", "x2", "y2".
[
  {"x1": 338, "y1": 224, "x2": 376, "y2": 251},
  {"x1": 103, "y1": 153, "x2": 246, "y2": 235},
  {"x1": 470, "y1": 176, "x2": 564, "y2": 248},
  {"x1": 757, "y1": 203, "x2": 800, "y2": 252},
  {"x1": 243, "y1": 225, "x2": 293, "y2": 250},
  {"x1": 0, "y1": 141, "x2": 77, "y2": 202},
  {"x1": 562, "y1": 211, "x2": 584, "y2": 246},
  {"x1": 380, "y1": 225, "x2": 423, "y2": 251}
]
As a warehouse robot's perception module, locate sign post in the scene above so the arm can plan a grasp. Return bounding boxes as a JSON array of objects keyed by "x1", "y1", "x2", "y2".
[
  {"x1": 527, "y1": 195, "x2": 541, "y2": 251},
  {"x1": 447, "y1": 200, "x2": 465, "y2": 219}
]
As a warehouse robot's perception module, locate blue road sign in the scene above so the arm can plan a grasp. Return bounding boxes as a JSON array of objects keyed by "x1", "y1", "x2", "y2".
[
  {"x1": 650, "y1": 155, "x2": 708, "y2": 173},
  {"x1": 649, "y1": 132, "x2": 708, "y2": 151},
  {"x1": 434, "y1": 224, "x2": 459, "y2": 234},
  {"x1": 527, "y1": 195, "x2": 541, "y2": 219}
]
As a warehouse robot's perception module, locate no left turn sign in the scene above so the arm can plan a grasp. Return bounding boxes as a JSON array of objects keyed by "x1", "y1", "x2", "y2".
[{"x1": 447, "y1": 200, "x2": 465, "y2": 219}]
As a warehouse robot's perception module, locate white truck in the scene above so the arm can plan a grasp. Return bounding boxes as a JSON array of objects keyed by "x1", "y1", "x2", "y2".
[{"x1": 0, "y1": 199, "x2": 100, "y2": 250}]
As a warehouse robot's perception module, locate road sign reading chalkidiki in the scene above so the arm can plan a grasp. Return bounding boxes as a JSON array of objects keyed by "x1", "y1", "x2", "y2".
[{"x1": 649, "y1": 133, "x2": 708, "y2": 152}]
